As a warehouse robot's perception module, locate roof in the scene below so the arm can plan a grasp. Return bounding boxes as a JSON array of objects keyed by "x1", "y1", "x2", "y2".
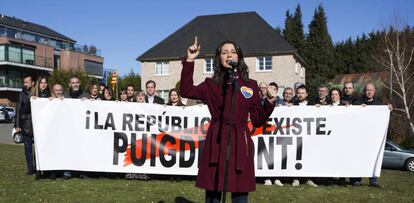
[
  {"x1": 137, "y1": 12, "x2": 298, "y2": 62},
  {"x1": 0, "y1": 14, "x2": 75, "y2": 43}
]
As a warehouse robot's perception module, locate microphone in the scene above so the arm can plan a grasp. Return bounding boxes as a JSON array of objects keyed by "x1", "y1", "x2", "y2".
[{"x1": 226, "y1": 60, "x2": 238, "y2": 68}]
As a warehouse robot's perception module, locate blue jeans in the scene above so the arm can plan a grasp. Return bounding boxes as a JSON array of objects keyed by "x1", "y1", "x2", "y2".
[
  {"x1": 205, "y1": 190, "x2": 248, "y2": 203},
  {"x1": 23, "y1": 134, "x2": 34, "y2": 173},
  {"x1": 350, "y1": 177, "x2": 378, "y2": 184}
]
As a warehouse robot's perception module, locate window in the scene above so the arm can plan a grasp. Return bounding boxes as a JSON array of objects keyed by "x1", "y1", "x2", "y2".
[
  {"x1": 0, "y1": 70, "x2": 6, "y2": 87},
  {"x1": 256, "y1": 56, "x2": 272, "y2": 71},
  {"x1": 155, "y1": 62, "x2": 169, "y2": 76},
  {"x1": 300, "y1": 67, "x2": 304, "y2": 78},
  {"x1": 8, "y1": 46, "x2": 21, "y2": 63},
  {"x1": 0, "y1": 26, "x2": 5, "y2": 37},
  {"x1": 84, "y1": 60, "x2": 103, "y2": 76},
  {"x1": 204, "y1": 58, "x2": 214, "y2": 74},
  {"x1": 22, "y1": 48, "x2": 35, "y2": 65},
  {"x1": 21, "y1": 32, "x2": 35, "y2": 42},
  {"x1": 157, "y1": 90, "x2": 169, "y2": 101},
  {"x1": 0, "y1": 45, "x2": 4, "y2": 61},
  {"x1": 295, "y1": 63, "x2": 300, "y2": 74},
  {"x1": 8, "y1": 70, "x2": 23, "y2": 88}
]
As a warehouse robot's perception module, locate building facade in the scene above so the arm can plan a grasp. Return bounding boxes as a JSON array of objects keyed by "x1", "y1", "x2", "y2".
[
  {"x1": 138, "y1": 12, "x2": 305, "y2": 100},
  {"x1": 0, "y1": 14, "x2": 104, "y2": 106}
]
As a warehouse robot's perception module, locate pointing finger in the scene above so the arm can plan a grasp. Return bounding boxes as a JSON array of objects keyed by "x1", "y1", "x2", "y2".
[{"x1": 194, "y1": 36, "x2": 199, "y2": 47}]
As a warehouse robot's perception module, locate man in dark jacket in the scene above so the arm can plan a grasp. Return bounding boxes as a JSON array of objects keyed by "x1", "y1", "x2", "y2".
[
  {"x1": 144, "y1": 80, "x2": 165, "y2": 104},
  {"x1": 351, "y1": 83, "x2": 382, "y2": 187},
  {"x1": 341, "y1": 81, "x2": 359, "y2": 105},
  {"x1": 64, "y1": 76, "x2": 89, "y2": 99},
  {"x1": 293, "y1": 85, "x2": 314, "y2": 106},
  {"x1": 313, "y1": 84, "x2": 330, "y2": 105},
  {"x1": 15, "y1": 75, "x2": 35, "y2": 175}
]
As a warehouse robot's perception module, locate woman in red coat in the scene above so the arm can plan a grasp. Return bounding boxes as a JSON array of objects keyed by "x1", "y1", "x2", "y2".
[{"x1": 180, "y1": 37, "x2": 276, "y2": 202}]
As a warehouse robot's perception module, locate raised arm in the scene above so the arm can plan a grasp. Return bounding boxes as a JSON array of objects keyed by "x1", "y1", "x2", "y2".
[
  {"x1": 249, "y1": 82, "x2": 276, "y2": 127},
  {"x1": 180, "y1": 37, "x2": 208, "y2": 100}
]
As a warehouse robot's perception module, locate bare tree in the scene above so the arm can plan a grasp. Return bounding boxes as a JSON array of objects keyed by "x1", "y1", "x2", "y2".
[{"x1": 375, "y1": 17, "x2": 414, "y2": 136}]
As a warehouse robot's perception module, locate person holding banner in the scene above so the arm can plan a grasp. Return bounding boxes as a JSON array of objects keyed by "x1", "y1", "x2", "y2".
[
  {"x1": 15, "y1": 75, "x2": 36, "y2": 177},
  {"x1": 181, "y1": 37, "x2": 276, "y2": 202}
]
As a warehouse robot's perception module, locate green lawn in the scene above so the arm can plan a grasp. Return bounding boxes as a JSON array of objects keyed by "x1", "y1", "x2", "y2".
[{"x1": 1, "y1": 143, "x2": 413, "y2": 203}]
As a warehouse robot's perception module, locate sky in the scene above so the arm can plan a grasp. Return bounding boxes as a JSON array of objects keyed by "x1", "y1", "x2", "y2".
[{"x1": 1, "y1": 0, "x2": 413, "y2": 75}]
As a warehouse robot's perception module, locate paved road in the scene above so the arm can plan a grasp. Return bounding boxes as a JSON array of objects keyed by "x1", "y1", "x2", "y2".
[{"x1": 0, "y1": 123, "x2": 15, "y2": 144}]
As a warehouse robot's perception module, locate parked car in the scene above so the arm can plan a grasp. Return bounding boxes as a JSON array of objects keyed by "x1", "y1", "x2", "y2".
[
  {"x1": 383, "y1": 140, "x2": 414, "y2": 172},
  {"x1": 0, "y1": 106, "x2": 16, "y2": 123}
]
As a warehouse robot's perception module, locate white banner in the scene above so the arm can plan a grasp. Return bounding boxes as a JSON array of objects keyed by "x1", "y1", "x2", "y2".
[{"x1": 31, "y1": 98, "x2": 390, "y2": 177}]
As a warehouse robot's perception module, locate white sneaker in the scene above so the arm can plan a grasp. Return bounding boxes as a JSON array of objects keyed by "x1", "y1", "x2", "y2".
[
  {"x1": 292, "y1": 179, "x2": 300, "y2": 187},
  {"x1": 274, "y1": 179, "x2": 283, "y2": 186},
  {"x1": 306, "y1": 180, "x2": 318, "y2": 187},
  {"x1": 264, "y1": 179, "x2": 272, "y2": 186}
]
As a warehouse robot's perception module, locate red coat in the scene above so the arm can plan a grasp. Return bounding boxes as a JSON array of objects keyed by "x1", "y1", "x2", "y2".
[{"x1": 180, "y1": 60, "x2": 274, "y2": 192}]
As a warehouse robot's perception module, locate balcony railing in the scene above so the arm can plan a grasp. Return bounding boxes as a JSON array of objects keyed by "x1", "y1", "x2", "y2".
[
  {"x1": 0, "y1": 26, "x2": 102, "y2": 57},
  {"x1": 0, "y1": 49, "x2": 54, "y2": 69}
]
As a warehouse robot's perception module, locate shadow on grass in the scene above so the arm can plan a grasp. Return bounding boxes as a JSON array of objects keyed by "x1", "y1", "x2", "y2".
[{"x1": 158, "y1": 196, "x2": 195, "y2": 203}]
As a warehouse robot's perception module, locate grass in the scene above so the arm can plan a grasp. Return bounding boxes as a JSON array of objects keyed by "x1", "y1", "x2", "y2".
[{"x1": 0, "y1": 143, "x2": 413, "y2": 203}]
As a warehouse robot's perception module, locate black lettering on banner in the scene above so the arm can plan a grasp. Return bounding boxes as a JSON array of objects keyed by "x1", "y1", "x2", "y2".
[
  {"x1": 104, "y1": 113, "x2": 115, "y2": 130},
  {"x1": 94, "y1": 112, "x2": 103, "y2": 129},
  {"x1": 159, "y1": 134, "x2": 176, "y2": 168},
  {"x1": 276, "y1": 137, "x2": 292, "y2": 170},
  {"x1": 292, "y1": 117, "x2": 302, "y2": 135},
  {"x1": 171, "y1": 116, "x2": 182, "y2": 133},
  {"x1": 135, "y1": 114, "x2": 145, "y2": 131},
  {"x1": 316, "y1": 117, "x2": 326, "y2": 135},
  {"x1": 183, "y1": 117, "x2": 193, "y2": 134},
  {"x1": 273, "y1": 117, "x2": 285, "y2": 135},
  {"x1": 303, "y1": 117, "x2": 314, "y2": 135},
  {"x1": 193, "y1": 117, "x2": 199, "y2": 134},
  {"x1": 146, "y1": 115, "x2": 156, "y2": 132},
  {"x1": 179, "y1": 136, "x2": 195, "y2": 168},
  {"x1": 150, "y1": 134, "x2": 157, "y2": 166},
  {"x1": 200, "y1": 117, "x2": 210, "y2": 135},
  {"x1": 295, "y1": 137, "x2": 303, "y2": 170},
  {"x1": 85, "y1": 110, "x2": 90, "y2": 129},
  {"x1": 158, "y1": 115, "x2": 169, "y2": 132},
  {"x1": 262, "y1": 118, "x2": 273, "y2": 135},
  {"x1": 113, "y1": 132, "x2": 128, "y2": 165},
  {"x1": 123, "y1": 113, "x2": 133, "y2": 131},
  {"x1": 131, "y1": 133, "x2": 147, "y2": 166},
  {"x1": 285, "y1": 117, "x2": 291, "y2": 135},
  {"x1": 257, "y1": 137, "x2": 274, "y2": 169}
]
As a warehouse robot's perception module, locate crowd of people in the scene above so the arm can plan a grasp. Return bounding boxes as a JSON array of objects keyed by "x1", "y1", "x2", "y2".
[
  {"x1": 14, "y1": 41, "x2": 391, "y2": 203},
  {"x1": 14, "y1": 75, "x2": 186, "y2": 180},
  {"x1": 258, "y1": 80, "x2": 391, "y2": 188},
  {"x1": 15, "y1": 73, "x2": 389, "y2": 186}
]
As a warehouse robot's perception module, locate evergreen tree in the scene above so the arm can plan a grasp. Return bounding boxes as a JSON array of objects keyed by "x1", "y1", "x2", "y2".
[
  {"x1": 304, "y1": 4, "x2": 335, "y2": 97},
  {"x1": 283, "y1": 5, "x2": 305, "y2": 55}
]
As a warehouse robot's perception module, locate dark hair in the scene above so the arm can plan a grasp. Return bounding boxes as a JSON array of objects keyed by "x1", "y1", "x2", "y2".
[
  {"x1": 33, "y1": 75, "x2": 50, "y2": 96},
  {"x1": 269, "y1": 82, "x2": 279, "y2": 90},
  {"x1": 212, "y1": 41, "x2": 249, "y2": 84},
  {"x1": 343, "y1": 81, "x2": 354, "y2": 88},
  {"x1": 23, "y1": 75, "x2": 33, "y2": 81},
  {"x1": 329, "y1": 88, "x2": 341, "y2": 98},
  {"x1": 101, "y1": 86, "x2": 113, "y2": 100},
  {"x1": 297, "y1": 84, "x2": 308, "y2": 93},
  {"x1": 127, "y1": 84, "x2": 134, "y2": 89},
  {"x1": 146, "y1": 80, "x2": 156, "y2": 88},
  {"x1": 167, "y1": 88, "x2": 184, "y2": 106},
  {"x1": 88, "y1": 82, "x2": 98, "y2": 93}
]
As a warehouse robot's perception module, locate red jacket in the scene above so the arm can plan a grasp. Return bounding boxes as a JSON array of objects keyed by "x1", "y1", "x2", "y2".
[{"x1": 180, "y1": 60, "x2": 274, "y2": 192}]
